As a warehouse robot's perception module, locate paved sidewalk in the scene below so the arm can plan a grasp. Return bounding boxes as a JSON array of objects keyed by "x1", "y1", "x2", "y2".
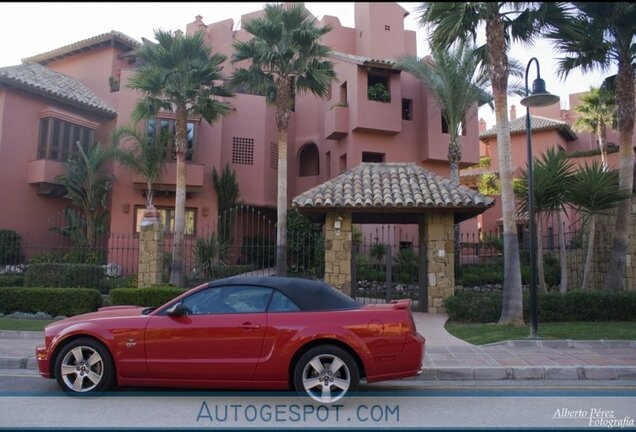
[{"x1": 1, "y1": 315, "x2": 636, "y2": 381}]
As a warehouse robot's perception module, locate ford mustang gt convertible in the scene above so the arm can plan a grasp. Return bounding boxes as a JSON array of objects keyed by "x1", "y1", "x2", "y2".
[{"x1": 37, "y1": 276, "x2": 425, "y2": 402}]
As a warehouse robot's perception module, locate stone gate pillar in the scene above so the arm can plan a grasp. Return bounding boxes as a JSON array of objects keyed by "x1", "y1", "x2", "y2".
[
  {"x1": 324, "y1": 211, "x2": 352, "y2": 295},
  {"x1": 423, "y1": 211, "x2": 455, "y2": 313},
  {"x1": 137, "y1": 208, "x2": 164, "y2": 287}
]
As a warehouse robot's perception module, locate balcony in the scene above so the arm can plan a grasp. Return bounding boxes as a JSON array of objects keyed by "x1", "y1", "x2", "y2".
[
  {"x1": 353, "y1": 99, "x2": 401, "y2": 135},
  {"x1": 27, "y1": 159, "x2": 68, "y2": 196},
  {"x1": 325, "y1": 105, "x2": 349, "y2": 140},
  {"x1": 132, "y1": 162, "x2": 205, "y2": 192}
]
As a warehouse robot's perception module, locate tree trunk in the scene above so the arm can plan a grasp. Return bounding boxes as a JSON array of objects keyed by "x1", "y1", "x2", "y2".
[
  {"x1": 605, "y1": 56, "x2": 635, "y2": 292},
  {"x1": 486, "y1": 16, "x2": 523, "y2": 326},
  {"x1": 558, "y1": 211, "x2": 568, "y2": 294},
  {"x1": 449, "y1": 139, "x2": 460, "y2": 284},
  {"x1": 170, "y1": 106, "x2": 187, "y2": 288},
  {"x1": 598, "y1": 122, "x2": 608, "y2": 171},
  {"x1": 536, "y1": 216, "x2": 547, "y2": 293},
  {"x1": 582, "y1": 215, "x2": 596, "y2": 291},
  {"x1": 275, "y1": 127, "x2": 288, "y2": 276}
]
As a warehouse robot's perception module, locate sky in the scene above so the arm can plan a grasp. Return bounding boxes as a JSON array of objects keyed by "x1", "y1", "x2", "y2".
[{"x1": 0, "y1": 2, "x2": 617, "y2": 129}]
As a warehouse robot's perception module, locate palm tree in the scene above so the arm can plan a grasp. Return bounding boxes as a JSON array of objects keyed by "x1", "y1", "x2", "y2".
[
  {"x1": 56, "y1": 142, "x2": 114, "y2": 248},
  {"x1": 231, "y1": 3, "x2": 336, "y2": 276},
  {"x1": 514, "y1": 148, "x2": 574, "y2": 293},
  {"x1": 546, "y1": 3, "x2": 636, "y2": 292},
  {"x1": 112, "y1": 126, "x2": 170, "y2": 209},
  {"x1": 417, "y1": 2, "x2": 565, "y2": 325},
  {"x1": 565, "y1": 161, "x2": 630, "y2": 291},
  {"x1": 397, "y1": 42, "x2": 492, "y2": 184},
  {"x1": 572, "y1": 87, "x2": 617, "y2": 171},
  {"x1": 128, "y1": 29, "x2": 233, "y2": 287}
]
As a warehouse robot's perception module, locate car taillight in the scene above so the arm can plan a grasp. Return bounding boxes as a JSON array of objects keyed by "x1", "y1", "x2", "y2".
[{"x1": 408, "y1": 312, "x2": 416, "y2": 335}]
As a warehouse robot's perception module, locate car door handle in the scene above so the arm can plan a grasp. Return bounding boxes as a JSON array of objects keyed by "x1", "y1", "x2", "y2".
[{"x1": 240, "y1": 322, "x2": 261, "y2": 330}]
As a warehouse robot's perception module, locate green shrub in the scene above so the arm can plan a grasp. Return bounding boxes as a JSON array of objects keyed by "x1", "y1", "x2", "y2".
[
  {"x1": 459, "y1": 255, "x2": 560, "y2": 287},
  {"x1": 109, "y1": 286, "x2": 187, "y2": 307},
  {"x1": 0, "y1": 287, "x2": 102, "y2": 316},
  {"x1": 444, "y1": 290, "x2": 636, "y2": 323},
  {"x1": 29, "y1": 249, "x2": 105, "y2": 265},
  {"x1": 444, "y1": 291, "x2": 503, "y2": 323},
  {"x1": 0, "y1": 230, "x2": 21, "y2": 265},
  {"x1": 0, "y1": 274, "x2": 24, "y2": 287},
  {"x1": 101, "y1": 275, "x2": 137, "y2": 293},
  {"x1": 29, "y1": 251, "x2": 65, "y2": 263},
  {"x1": 24, "y1": 263, "x2": 105, "y2": 289}
]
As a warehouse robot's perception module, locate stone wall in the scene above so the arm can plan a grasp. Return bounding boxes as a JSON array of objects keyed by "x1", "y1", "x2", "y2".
[
  {"x1": 137, "y1": 211, "x2": 164, "y2": 287},
  {"x1": 324, "y1": 211, "x2": 352, "y2": 295},
  {"x1": 421, "y1": 212, "x2": 455, "y2": 313}
]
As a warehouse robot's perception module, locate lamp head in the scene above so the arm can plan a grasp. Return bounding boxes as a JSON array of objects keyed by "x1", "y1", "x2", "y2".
[{"x1": 520, "y1": 78, "x2": 560, "y2": 107}]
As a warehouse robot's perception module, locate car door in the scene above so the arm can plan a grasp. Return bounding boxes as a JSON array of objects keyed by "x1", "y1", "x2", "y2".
[{"x1": 144, "y1": 285, "x2": 272, "y2": 381}]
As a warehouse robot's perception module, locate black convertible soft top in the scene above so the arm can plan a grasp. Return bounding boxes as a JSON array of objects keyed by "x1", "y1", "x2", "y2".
[{"x1": 209, "y1": 276, "x2": 361, "y2": 312}]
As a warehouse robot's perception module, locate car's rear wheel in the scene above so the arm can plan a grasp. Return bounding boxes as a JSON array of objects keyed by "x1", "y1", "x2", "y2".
[
  {"x1": 293, "y1": 345, "x2": 359, "y2": 403},
  {"x1": 54, "y1": 338, "x2": 114, "y2": 394}
]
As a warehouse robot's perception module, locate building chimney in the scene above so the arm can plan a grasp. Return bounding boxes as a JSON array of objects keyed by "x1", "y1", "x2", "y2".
[
  {"x1": 478, "y1": 118, "x2": 487, "y2": 133},
  {"x1": 509, "y1": 105, "x2": 516, "y2": 120}
]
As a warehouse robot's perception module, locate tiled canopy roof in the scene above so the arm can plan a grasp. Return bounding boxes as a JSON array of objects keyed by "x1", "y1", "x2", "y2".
[
  {"x1": 480, "y1": 115, "x2": 577, "y2": 141},
  {"x1": 23, "y1": 30, "x2": 141, "y2": 65},
  {"x1": 330, "y1": 51, "x2": 397, "y2": 69},
  {"x1": 0, "y1": 63, "x2": 116, "y2": 118},
  {"x1": 292, "y1": 163, "x2": 494, "y2": 210}
]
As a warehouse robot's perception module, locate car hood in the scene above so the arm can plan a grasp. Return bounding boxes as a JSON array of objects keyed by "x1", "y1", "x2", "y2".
[{"x1": 45, "y1": 305, "x2": 147, "y2": 333}]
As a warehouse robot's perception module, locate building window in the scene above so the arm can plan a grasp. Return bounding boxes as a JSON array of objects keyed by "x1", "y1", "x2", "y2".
[
  {"x1": 402, "y1": 99, "x2": 413, "y2": 120},
  {"x1": 134, "y1": 206, "x2": 196, "y2": 236},
  {"x1": 232, "y1": 137, "x2": 255, "y2": 165},
  {"x1": 368, "y1": 73, "x2": 390, "y2": 102},
  {"x1": 146, "y1": 118, "x2": 198, "y2": 162},
  {"x1": 362, "y1": 152, "x2": 385, "y2": 163},
  {"x1": 339, "y1": 153, "x2": 347, "y2": 173},
  {"x1": 441, "y1": 112, "x2": 449, "y2": 134},
  {"x1": 384, "y1": 25, "x2": 391, "y2": 31},
  {"x1": 37, "y1": 117, "x2": 94, "y2": 161},
  {"x1": 340, "y1": 82, "x2": 348, "y2": 105},
  {"x1": 270, "y1": 142, "x2": 278, "y2": 169},
  {"x1": 299, "y1": 143, "x2": 320, "y2": 177},
  {"x1": 325, "y1": 151, "x2": 331, "y2": 179}
]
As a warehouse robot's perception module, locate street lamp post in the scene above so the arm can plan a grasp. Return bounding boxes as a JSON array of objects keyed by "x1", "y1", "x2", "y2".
[{"x1": 520, "y1": 57, "x2": 559, "y2": 339}]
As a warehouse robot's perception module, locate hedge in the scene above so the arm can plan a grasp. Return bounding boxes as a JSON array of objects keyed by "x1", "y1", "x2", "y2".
[
  {"x1": 444, "y1": 290, "x2": 636, "y2": 323},
  {"x1": 0, "y1": 287, "x2": 103, "y2": 316},
  {"x1": 24, "y1": 263, "x2": 105, "y2": 289},
  {"x1": 109, "y1": 286, "x2": 187, "y2": 308},
  {"x1": 0, "y1": 274, "x2": 24, "y2": 287}
]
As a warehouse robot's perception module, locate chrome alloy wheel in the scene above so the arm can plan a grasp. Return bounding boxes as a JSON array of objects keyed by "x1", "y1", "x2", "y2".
[
  {"x1": 60, "y1": 346, "x2": 104, "y2": 393},
  {"x1": 301, "y1": 354, "x2": 351, "y2": 403}
]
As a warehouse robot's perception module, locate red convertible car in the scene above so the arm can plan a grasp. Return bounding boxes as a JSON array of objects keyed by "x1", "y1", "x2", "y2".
[{"x1": 36, "y1": 276, "x2": 425, "y2": 402}]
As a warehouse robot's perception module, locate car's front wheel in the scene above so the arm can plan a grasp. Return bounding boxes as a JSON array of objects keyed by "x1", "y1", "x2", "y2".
[
  {"x1": 293, "y1": 345, "x2": 359, "y2": 403},
  {"x1": 54, "y1": 337, "x2": 114, "y2": 394}
]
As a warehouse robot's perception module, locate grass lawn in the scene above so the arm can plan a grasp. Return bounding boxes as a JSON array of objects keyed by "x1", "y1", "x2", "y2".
[
  {"x1": 0, "y1": 318, "x2": 54, "y2": 331},
  {"x1": 445, "y1": 321, "x2": 636, "y2": 345}
]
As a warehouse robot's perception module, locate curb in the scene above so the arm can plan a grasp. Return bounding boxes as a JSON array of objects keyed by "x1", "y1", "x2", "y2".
[
  {"x1": 482, "y1": 339, "x2": 636, "y2": 349},
  {"x1": 407, "y1": 366, "x2": 636, "y2": 381},
  {"x1": 0, "y1": 330, "x2": 44, "y2": 339}
]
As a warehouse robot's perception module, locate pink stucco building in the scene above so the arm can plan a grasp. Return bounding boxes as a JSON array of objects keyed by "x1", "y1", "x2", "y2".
[
  {"x1": 461, "y1": 98, "x2": 634, "y2": 244},
  {"x1": 0, "y1": 3, "x2": 481, "y2": 270}
]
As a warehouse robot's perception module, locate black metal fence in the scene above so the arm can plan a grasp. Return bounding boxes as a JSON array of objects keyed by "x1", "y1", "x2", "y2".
[
  {"x1": 352, "y1": 225, "x2": 426, "y2": 310},
  {"x1": 0, "y1": 206, "x2": 324, "y2": 291}
]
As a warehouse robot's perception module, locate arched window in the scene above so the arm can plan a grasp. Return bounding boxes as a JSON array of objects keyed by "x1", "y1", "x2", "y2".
[{"x1": 298, "y1": 143, "x2": 320, "y2": 177}]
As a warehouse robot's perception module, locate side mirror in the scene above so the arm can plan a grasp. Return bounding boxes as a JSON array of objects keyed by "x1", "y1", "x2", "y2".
[{"x1": 166, "y1": 302, "x2": 187, "y2": 317}]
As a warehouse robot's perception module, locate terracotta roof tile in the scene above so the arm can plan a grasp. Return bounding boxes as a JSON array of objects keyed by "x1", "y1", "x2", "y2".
[
  {"x1": 23, "y1": 30, "x2": 141, "y2": 65},
  {"x1": 292, "y1": 163, "x2": 494, "y2": 209},
  {"x1": 0, "y1": 63, "x2": 116, "y2": 117},
  {"x1": 330, "y1": 51, "x2": 396, "y2": 69},
  {"x1": 480, "y1": 115, "x2": 577, "y2": 141}
]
